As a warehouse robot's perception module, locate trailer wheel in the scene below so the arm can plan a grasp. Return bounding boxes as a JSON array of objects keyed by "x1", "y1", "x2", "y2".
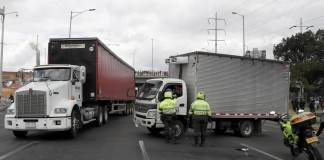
[
  {"x1": 67, "y1": 110, "x2": 80, "y2": 138},
  {"x1": 174, "y1": 120, "x2": 185, "y2": 138},
  {"x1": 238, "y1": 120, "x2": 253, "y2": 137},
  {"x1": 103, "y1": 106, "x2": 108, "y2": 124},
  {"x1": 95, "y1": 107, "x2": 103, "y2": 127},
  {"x1": 13, "y1": 131, "x2": 28, "y2": 138}
]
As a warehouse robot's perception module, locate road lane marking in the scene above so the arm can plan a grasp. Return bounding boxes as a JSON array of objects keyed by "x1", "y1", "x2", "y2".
[
  {"x1": 0, "y1": 141, "x2": 39, "y2": 160},
  {"x1": 240, "y1": 143, "x2": 284, "y2": 160},
  {"x1": 139, "y1": 140, "x2": 150, "y2": 160},
  {"x1": 133, "y1": 119, "x2": 139, "y2": 128}
]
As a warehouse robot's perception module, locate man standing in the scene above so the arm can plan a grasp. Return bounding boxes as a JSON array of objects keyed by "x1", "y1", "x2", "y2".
[
  {"x1": 158, "y1": 90, "x2": 177, "y2": 144},
  {"x1": 190, "y1": 92, "x2": 211, "y2": 147}
]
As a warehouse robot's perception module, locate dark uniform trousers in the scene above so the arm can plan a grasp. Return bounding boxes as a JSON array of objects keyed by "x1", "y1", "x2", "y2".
[
  {"x1": 161, "y1": 114, "x2": 177, "y2": 142},
  {"x1": 192, "y1": 115, "x2": 208, "y2": 146},
  {"x1": 317, "y1": 122, "x2": 324, "y2": 136}
]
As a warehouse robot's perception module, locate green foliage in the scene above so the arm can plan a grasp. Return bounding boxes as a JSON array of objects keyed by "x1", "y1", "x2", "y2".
[{"x1": 274, "y1": 30, "x2": 324, "y2": 94}]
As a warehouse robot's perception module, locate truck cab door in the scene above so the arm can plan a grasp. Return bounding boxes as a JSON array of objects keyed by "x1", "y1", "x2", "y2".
[
  {"x1": 160, "y1": 83, "x2": 187, "y2": 115},
  {"x1": 72, "y1": 70, "x2": 82, "y2": 106}
]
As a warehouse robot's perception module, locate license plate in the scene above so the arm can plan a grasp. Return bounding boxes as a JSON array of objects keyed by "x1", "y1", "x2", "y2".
[
  {"x1": 25, "y1": 122, "x2": 36, "y2": 129},
  {"x1": 306, "y1": 136, "x2": 319, "y2": 144}
]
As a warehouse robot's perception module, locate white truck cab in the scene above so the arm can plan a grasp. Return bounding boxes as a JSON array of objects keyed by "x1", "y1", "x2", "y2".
[
  {"x1": 5, "y1": 64, "x2": 86, "y2": 137},
  {"x1": 134, "y1": 78, "x2": 187, "y2": 136}
]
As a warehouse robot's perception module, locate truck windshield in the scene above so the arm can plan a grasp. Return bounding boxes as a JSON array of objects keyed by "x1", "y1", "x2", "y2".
[
  {"x1": 33, "y1": 68, "x2": 71, "y2": 81},
  {"x1": 137, "y1": 80, "x2": 162, "y2": 100}
]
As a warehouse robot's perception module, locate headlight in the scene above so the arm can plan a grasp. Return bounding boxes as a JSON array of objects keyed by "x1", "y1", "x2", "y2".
[
  {"x1": 54, "y1": 108, "x2": 67, "y2": 114},
  {"x1": 6, "y1": 109, "x2": 15, "y2": 115},
  {"x1": 147, "y1": 110, "x2": 156, "y2": 118}
]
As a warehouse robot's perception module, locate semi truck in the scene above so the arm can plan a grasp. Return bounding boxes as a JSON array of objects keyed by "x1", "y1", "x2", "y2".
[
  {"x1": 5, "y1": 38, "x2": 135, "y2": 138},
  {"x1": 134, "y1": 51, "x2": 289, "y2": 137}
]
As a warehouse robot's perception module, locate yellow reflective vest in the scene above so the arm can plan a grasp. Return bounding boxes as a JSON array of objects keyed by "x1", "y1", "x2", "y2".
[
  {"x1": 190, "y1": 99, "x2": 211, "y2": 116},
  {"x1": 159, "y1": 98, "x2": 177, "y2": 114}
]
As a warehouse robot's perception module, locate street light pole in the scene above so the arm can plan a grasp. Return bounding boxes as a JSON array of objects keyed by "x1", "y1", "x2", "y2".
[
  {"x1": 69, "y1": 11, "x2": 72, "y2": 38},
  {"x1": 0, "y1": 7, "x2": 5, "y2": 97},
  {"x1": 232, "y1": 12, "x2": 245, "y2": 56},
  {"x1": 68, "y1": 9, "x2": 96, "y2": 38},
  {"x1": 0, "y1": 6, "x2": 18, "y2": 96},
  {"x1": 151, "y1": 38, "x2": 154, "y2": 72}
]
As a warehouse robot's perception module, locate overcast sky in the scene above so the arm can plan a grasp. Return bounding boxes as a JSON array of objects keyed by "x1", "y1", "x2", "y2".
[{"x1": 1, "y1": 0, "x2": 324, "y2": 71}]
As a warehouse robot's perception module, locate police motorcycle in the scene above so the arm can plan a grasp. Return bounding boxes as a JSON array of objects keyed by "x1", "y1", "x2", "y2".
[{"x1": 278, "y1": 110, "x2": 323, "y2": 160}]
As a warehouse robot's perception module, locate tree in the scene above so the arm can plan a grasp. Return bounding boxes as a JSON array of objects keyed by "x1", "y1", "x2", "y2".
[{"x1": 274, "y1": 30, "x2": 324, "y2": 96}]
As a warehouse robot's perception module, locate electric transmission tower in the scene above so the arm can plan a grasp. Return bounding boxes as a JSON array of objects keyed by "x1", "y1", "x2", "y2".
[{"x1": 208, "y1": 12, "x2": 226, "y2": 53}]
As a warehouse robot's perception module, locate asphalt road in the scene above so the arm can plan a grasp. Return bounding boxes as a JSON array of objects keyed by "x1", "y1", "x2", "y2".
[{"x1": 0, "y1": 111, "x2": 323, "y2": 160}]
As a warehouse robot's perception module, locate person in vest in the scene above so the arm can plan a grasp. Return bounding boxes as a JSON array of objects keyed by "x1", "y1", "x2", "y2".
[
  {"x1": 190, "y1": 91, "x2": 211, "y2": 147},
  {"x1": 158, "y1": 90, "x2": 177, "y2": 143}
]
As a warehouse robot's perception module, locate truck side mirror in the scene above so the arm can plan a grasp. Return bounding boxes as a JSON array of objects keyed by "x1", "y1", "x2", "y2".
[
  {"x1": 158, "y1": 91, "x2": 164, "y2": 102},
  {"x1": 80, "y1": 66, "x2": 86, "y2": 84}
]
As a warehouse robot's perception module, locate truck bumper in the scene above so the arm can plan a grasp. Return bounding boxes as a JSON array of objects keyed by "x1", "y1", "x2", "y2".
[
  {"x1": 4, "y1": 117, "x2": 71, "y2": 131},
  {"x1": 134, "y1": 113, "x2": 164, "y2": 128}
]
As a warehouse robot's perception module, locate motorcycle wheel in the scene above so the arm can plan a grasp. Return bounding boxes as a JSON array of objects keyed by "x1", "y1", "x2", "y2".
[{"x1": 305, "y1": 145, "x2": 323, "y2": 160}]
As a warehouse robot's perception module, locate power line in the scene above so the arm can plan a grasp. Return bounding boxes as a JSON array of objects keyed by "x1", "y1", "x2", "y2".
[{"x1": 208, "y1": 12, "x2": 226, "y2": 53}]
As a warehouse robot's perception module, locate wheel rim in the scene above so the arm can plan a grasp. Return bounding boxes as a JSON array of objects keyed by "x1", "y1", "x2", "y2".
[
  {"x1": 99, "y1": 109, "x2": 103, "y2": 123},
  {"x1": 72, "y1": 112, "x2": 79, "y2": 133},
  {"x1": 104, "y1": 109, "x2": 108, "y2": 121},
  {"x1": 242, "y1": 124, "x2": 252, "y2": 135},
  {"x1": 174, "y1": 124, "x2": 182, "y2": 137}
]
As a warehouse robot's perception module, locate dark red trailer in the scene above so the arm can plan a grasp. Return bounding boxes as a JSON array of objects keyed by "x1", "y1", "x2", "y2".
[
  {"x1": 48, "y1": 38, "x2": 135, "y2": 117},
  {"x1": 48, "y1": 37, "x2": 135, "y2": 102}
]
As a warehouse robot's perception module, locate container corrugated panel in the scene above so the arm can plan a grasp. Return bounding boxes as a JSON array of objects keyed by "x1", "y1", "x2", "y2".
[
  {"x1": 170, "y1": 52, "x2": 289, "y2": 114},
  {"x1": 48, "y1": 38, "x2": 135, "y2": 102},
  {"x1": 96, "y1": 43, "x2": 135, "y2": 101}
]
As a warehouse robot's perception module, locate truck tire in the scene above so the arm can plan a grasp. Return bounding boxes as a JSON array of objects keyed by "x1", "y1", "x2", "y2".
[
  {"x1": 95, "y1": 107, "x2": 103, "y2": 127},
  {"x1": 67, "y1": 110, "x2": 80, "y2": 138},
  {"x1": 238, "y1": 120, "x2": 254, "y2": 137},
  {"x1": 13, "y1": 131, "x2": 28, "y2": 138},
  {"x1": 174, "y1": 120, "x2": 185, "y2": 138},
  {"x1": 103, "y1": 106, "x2": 108, "y2": 124}
]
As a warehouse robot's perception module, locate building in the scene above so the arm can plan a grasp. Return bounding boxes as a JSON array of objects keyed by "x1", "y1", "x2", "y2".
[{"x1": 244, "y1": 48, "x2": 266, "y2": 59}]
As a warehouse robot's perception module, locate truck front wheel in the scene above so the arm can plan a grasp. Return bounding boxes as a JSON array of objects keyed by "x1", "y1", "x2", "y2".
[
  {"x1": 13, "y1": 131, "x2": 28, "y2": 138},
  {"x1": 103, "y1": 106, "x2": 108, "y2": 124},
  {"x1": 68, "y1": 110, "x2": 80, "y2": 138},
  {"x1": 174, "y1": 120, "x2": 185, "y2": 138}
]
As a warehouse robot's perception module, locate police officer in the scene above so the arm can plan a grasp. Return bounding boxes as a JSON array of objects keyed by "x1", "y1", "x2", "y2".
[
  {"x1": 158, "y1": 90, "x2": 177, "y2": 143},
  {"x1": 316, "y1": 110, "x2": 324, "y2": 136},
  {"x1": 190, "y1": 91, "x2": 211, "y2": 147}
]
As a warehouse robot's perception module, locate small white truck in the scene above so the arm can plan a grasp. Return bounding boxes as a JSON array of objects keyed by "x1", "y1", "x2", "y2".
[{"x1": 134, "y1": 51, "x2": 289, "y2": 137}]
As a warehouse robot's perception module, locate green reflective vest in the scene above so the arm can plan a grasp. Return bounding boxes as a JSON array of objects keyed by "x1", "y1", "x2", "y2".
[
  {"x1": 159, "y1": 98, "x2": 177, "y2": 114},
  {"x1": 190, "y1": 99, "x2": 211, "y2": 116}
]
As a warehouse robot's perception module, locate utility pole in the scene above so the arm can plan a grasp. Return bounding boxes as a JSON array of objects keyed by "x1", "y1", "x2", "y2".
[
  {"x1": 208, "y1": 12, "x2": 226, "y2": 53},
  {"x1": 0, "y1": 6, "x2": 18, "y2": 96},
  {"x1": 232, "y1": 12, "x2": 245, "y2": 56},
  {"x1": 289, "y1": 17, "x2": 313, "y2": 34},
  {"x1": 151, "y1": 38, "x2": 153, "y2": 72}
]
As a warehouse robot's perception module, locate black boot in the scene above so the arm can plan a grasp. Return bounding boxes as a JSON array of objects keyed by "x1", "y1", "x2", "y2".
[
  {"x1": 200, "y1": 136, "x2": 205, "y2": 147},
  {"x1": 194, "y1": 136, "x2": 199, "y2": 147}
]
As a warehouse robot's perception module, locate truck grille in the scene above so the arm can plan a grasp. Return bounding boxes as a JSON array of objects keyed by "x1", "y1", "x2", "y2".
[
  {"x1": 135, "y1": 103, "x2": 156, "y2": 113},
  {"x1": 16, "y1": 90, "x2": 47, "y2": 117}
]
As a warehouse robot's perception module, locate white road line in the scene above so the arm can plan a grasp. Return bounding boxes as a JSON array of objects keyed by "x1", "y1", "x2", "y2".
[
  {"x1": 133, "y1": 119, "x2": 139, "y2": 128},
  {"x1": 139, "y1": 140, "x2": 150, "y2": 160},
  {"x1": 240, "y1": 143, "x2": 284, "y2": 160},
  {"x1": 0, "y1": 141, "x2": 39, "y2": 160}
]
